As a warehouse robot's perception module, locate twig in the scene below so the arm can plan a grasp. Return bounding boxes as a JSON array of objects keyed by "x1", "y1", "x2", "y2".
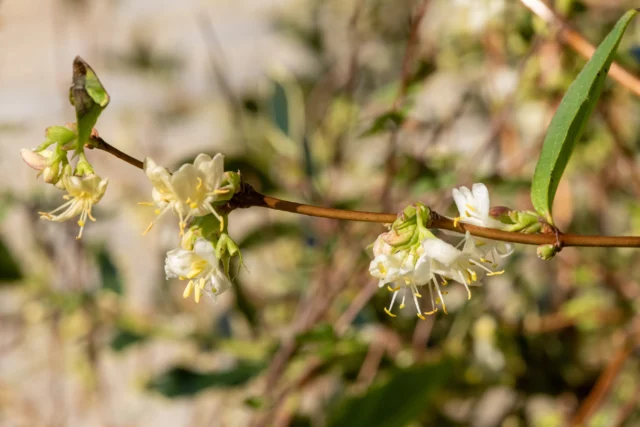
[
  {"x1": 93, "y1": 137, "x2": 640, "y2": 248},
  {"x1": 520, "y1": 0, "x2": 640, "y2": 97},
  {"x1": 88, "y1": 137, "x2": 143, "y2": 169},
  {"x1": 571, "y1": 338, "x2": 634, "y2": 425}
]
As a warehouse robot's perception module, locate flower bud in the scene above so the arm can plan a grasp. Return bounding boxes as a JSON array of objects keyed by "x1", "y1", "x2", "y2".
[
  {"x1": 537, "y1": 244, "x2": 559, "y2": 260},
  {"x1": 488, "y1": 206, "x2": 511, "y2": 223},
  {"x1": 20, "y1": 149, "x2": 48, "y2": 170},
  {"x1": 42, "y1": 162, "x2": 60, "y2": 184},
  {"x1": 383, "y1": 225, "x2": 417, "y2": 247}
]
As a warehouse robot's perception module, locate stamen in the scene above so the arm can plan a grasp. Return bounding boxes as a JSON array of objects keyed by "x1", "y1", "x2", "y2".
[
  {"x1": 214, "y1": 189, "x2": 230, "y2": 195},
  {"x1": 384, "y1": 307, "x2": 397, "y2": 318},
  {"x1": 487, "y1": 270, "x2": 505, "y2": 276},
  {"x1": 432, "y1": 278, "x2": 448, "y2": 314},
  {"x1": 411, "y1": 289, "x2": 422, "y2": 315},
  {"x1": 384, "y1": 290, "x2": 399, "y2": 317},
  {"x1": 417, "y1": 313, "x2": 426, "y2": 320},
  {"x1": 428, "y1": 280, "x2": 437, "y2": 312},
  {"x1": 465, "y1": 204, "x2": 478, "y2": 212},
  {"x1": 138, "y1": 202, "x2": 155, "y2": 206},
  {"x1": 469, "y1": 259, "x2": 495, "y2": 274},
  {"x1": 143, "y1": 222, "x2": 154, "y2": 236},
  {"x1": 453, "y1": 217, "x2": 461, "y2": 228},
  {"x1": 387, "y1": 285, "x2": 400, "y2": 292},
  {"x1": 196, "y1": 177, "x2": 203, "y2": 190},
  {"x1": 183, "y1": 281, "x2": 194, "y2": 298},
  {"x1": 194, "y1": 284, "x2": 202, "y2": 303},
  {"x1": 424, "y1": 308, "x2": 438, "y2": 315}
]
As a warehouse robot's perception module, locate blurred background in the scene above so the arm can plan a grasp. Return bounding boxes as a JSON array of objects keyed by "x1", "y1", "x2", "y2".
[{"x1": 2, "y1": 0, "x2": 640, "y2": 426}]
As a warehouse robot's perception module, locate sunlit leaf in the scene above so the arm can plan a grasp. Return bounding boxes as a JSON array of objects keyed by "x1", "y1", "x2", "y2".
[{"x1": 531, "y1": 9, "x2": 639, "y2": 224}]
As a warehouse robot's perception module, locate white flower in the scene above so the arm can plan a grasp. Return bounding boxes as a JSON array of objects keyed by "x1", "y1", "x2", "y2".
[
  {"x1": 423, "y1": 232, "x2": 509, "y2": 311},
  {"x1": 369, "y1": 234, "x2": 512, "y2": 319},
  {"x1": 39, "y1": 173, "x2": 108, "y2": 239},
  {"x1": 452, "y1": 183, "x2": 503, "y2": 228},
  {"x1": 451, "y1": 182, "x2": 514, "y2": 261},
  {"x1": 143, "y1": 154, "x2": 228, "y2": 234},
  {"x1": 370, "y1": 249, "x2": 434, "y2": 319},
  {"x1": 165, "y1": 237, "x2": 232, "y2": 303}
]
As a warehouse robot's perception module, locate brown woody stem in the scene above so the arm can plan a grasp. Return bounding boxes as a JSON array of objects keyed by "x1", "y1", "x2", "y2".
[{"x1": 93, "y1": 138, "x2": 640, "y2": 248}]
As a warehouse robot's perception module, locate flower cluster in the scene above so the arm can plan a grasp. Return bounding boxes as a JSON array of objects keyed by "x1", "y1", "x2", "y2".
[
  {"x1": 21, "y1": 124, "x2": 109, "y2": 239},
  {"x1": 143, "y1": 155, "x2": 242, "y2": 304},
  {"x1": 369, "y1": 183, "x2": 513, "y2": 319}
]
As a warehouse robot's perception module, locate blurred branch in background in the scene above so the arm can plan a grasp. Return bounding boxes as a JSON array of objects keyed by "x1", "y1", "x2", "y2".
[{"x1": 520, "y1": 0, "x2": 640, "y2": 97}]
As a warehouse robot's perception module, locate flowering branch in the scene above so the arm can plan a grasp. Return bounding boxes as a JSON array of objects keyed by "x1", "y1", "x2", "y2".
[{"x1": 91, "y1": 137, "x2": 640, "y2": 248}]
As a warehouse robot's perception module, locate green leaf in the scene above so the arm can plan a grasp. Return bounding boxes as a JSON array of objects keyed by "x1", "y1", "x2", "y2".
[
  {"x1": 328, "y1": 362, "x2": 451, "y2": 427},
  {"x1": 531, "y1": 9, "x2": 639, "y2": 224},
  {"x1": 147, "y1": 361, "x2": 265, "y2": 397},
  {"x1": 69, "y1": 56, "x2": 110, "y2": 146},
  {"x1": 360, "y1": 110, "x2": 406, "y2": 137},
  {"x1": 96, "y1": 247, "x2": 123, "y2": 295},
  {"x1": 295, "y1": 322, "x2": 335, "y2": 345},
  {"x1": 0, "y1": 236, "x2": 22, "y2": 283},
  {"x1": 110, "y1": 328, "x2": 146, "y2": 352}
]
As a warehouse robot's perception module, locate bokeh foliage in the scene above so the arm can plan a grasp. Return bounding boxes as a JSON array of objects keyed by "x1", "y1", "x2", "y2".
[{"x1": 2, "y1": 0, "x2": 640, "y2": 426}]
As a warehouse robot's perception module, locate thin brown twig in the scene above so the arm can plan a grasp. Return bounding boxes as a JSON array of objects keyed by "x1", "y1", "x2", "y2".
[
  {"x1": 93, "y1": 137, "x2": 640, "y2": 248},
  {"x1": 88, "y1": 137, "x2": 144, "y2": 169},
  {"x1": 571, "y1": 337, "x2": 634, "y2": 425},
  {"x1": 520, "y1": 0, "x2": 640, "y2": 97}
]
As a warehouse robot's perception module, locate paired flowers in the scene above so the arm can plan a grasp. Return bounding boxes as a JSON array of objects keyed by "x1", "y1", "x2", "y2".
[
  {"x1": 142, "y1": 154, "x2": 242, "y2": 304},
  {"x1": 368, "y1": 183, "x2": 513, "y2": 319},
  {"x1": 21, "y1": 125, "x2": 109, "y2": 239},
  {"x1": 21, "y1": 124, "x2": 242, "y2": 305}
]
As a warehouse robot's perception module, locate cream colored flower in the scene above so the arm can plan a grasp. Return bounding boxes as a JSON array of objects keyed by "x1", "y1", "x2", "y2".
[
  {"x1": 39, "y1": 173, "x2": 108, "y2": 239},
  {"x1": 164, "y1": 237, "x2": 232, "y2": 303},
  {"x1": 143, "y1": 154, "x2": 228, "y2": 234}
]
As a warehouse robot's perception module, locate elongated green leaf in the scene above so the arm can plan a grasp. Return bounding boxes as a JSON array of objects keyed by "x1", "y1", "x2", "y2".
[
  {"x1": 147, "y1": 361, "x2": 265, "y2": 397},
  {"x1": 69, "y1": 56, "x2": 110, "y2": 146},
  {"x1": 328, "y1": 362, "x2": 451, "y2": 427},
  {"x1": 531, "y1": 9, "x2": 639, "y2": 224}
]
